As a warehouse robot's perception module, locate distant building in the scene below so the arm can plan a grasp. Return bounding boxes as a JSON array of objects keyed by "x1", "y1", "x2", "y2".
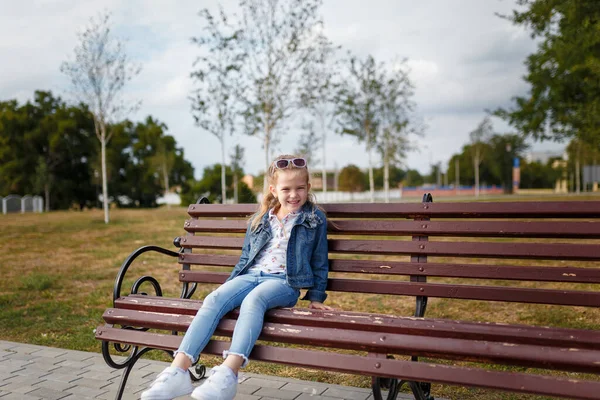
[
  {"x1": 242, "y1": 174, "x2": 254, "y2": 190},
  {"x1": 525, "y1": 150, "x2": 564, "y2": 164}
]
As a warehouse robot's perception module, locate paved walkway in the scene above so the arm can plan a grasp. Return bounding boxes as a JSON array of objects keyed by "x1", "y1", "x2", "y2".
[{"x1": 0, "y1": 341, "x2": 421, "y2": 400}]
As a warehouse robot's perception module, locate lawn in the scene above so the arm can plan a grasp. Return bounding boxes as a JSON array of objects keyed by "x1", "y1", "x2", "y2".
[{"x1": 1, "y1": 196, "x2": 599, "y2": 399}]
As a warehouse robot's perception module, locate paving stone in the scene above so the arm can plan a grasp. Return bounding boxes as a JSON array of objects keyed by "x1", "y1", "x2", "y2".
[
  {"x1": 29, "y1": 386, "x2": 72, "y2": 399},
  {"x1": 0, "y1": 343, "x2": 17, "y2": 351},
  {"x1": 253, "y1": 387, "x2": 303, "y2": 399},
  {"x1": 322, "y1": 388, "x2": 371, "y2": 400},
  {"x1": 32, "y1": 378, "x2": 76, "y2": 392},
  {"x1": 9, "y1": 365, "x2": 54, "y2": 379},
  {"x1": 243, "y1": 377, "x2": 286, "y2": 389},
  {"x1": 295, "y1": 393, "x2": 344, "y2": 400},
  {"x1": 237, "y1": 383, "x2": 261, "y2": 395},
  {"x1": 56, "y1": 351, "x2": 95, "y2": 362},
  {"x1": 55, "y1": 359, "x2": 96, "y2": 370},
  {"x1": 234, "y1": 394, "x2": 261, "y2": 400},
  {"x1": 30, "y1": 349, "x2": 68, "y2": 359},
  {"x1": 282, "y1": 382, "x2": 328, "y2": 395},
  {"x1": 0, "y1": 380, "x2": 38, "y2": 395},
  {"x1": 74, "y1": 376, "x2": 115, "y2": 390},
  {"x1": 64, "y1": 383, "x2": 110, "y2": 398},
  {"x1": 44, "y1": 365, "x2": 86, "y2": 377},
  {"x1": 8, "y1": 346, "x2": 44, "y2": 355},
  {"x1": 0, "y1": 393, "x2": 41, "y2": 400}
]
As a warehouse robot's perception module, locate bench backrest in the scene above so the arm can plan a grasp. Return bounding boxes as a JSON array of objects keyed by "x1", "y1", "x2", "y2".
[{"x1": 176, "y1": 200, "x2": 600, "y2": 311}]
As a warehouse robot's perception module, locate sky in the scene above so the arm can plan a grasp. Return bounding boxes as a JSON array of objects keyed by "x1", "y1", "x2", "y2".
[{"x1": 1, "y1": 0, "x2": 566, "y2": 179}]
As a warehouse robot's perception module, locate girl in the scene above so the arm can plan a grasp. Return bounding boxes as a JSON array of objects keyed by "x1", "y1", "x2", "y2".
[{"x1": 142, "y1": 154, "x2": 332, "y2": 400}]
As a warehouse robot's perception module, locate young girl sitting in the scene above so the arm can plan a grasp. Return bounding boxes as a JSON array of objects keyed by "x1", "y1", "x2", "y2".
[{"x1": 141, "y1": 154, "x2": 332, "y2": 400}]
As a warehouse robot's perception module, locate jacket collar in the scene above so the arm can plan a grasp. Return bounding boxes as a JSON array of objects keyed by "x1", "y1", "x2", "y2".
[{"x1": 256, "y1": 202, "x2": 319, "y2": 230}]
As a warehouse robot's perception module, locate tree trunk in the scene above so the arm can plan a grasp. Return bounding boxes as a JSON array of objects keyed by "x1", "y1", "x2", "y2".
[
  {"x1": 455, "y1": 158, "x2": 460, "y2": 194},
  {"x1": 383, "y1": 136, "x2": 390, "y2": 203},
  {"x1": 474, "y1": 151, "x2": 480, "y2": 198},
  {"x1": 367, "y1": 128, "x2": 374, "y2": 203},
  {"x1": 576, "y1": 141, "x2": 581, "y2": 194},
  {"x1": 321, "y1": 113, "x2": 327, "y2": 193},
  {"x1": 101, "y1": 125, "x2": 110, "y2": 224},
  {"x1": 44, "y1": 183, "x2": 50, "y2": 212},
  {"x1": 384, "y1": 157, "x2": 390, "y2": 203},
  {"x1": 233, "y1": 172, "x2": 239, "y2": 203},
  {"x1": 264, "y1": 127, "x2": 271, "y2": 191},
  {"x1": 162, "y1": 161, "x2": 170, "y2": 209},
  {"x1": 221, "y1": 137, "x2": 226, "y2": 204}
]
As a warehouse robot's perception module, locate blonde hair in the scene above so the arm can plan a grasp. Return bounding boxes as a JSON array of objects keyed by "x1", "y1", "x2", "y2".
[{"x1": 250, "y1": 154, "x2": 316, "y2": 230}]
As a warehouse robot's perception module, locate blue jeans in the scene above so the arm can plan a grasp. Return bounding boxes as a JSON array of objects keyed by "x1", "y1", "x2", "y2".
[{"x1": 175, "y1": 270, "x2": 300, "y2": 367}]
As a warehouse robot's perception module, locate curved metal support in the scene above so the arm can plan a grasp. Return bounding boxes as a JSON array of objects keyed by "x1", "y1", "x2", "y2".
[
  {"x1": 180, "y1": 282, "x2": 198, "y2": 299},
  {"x1": 113, "y1": 245, "x2": 179, "y2": 305},
  {"x1": 372, "y1": 377, "x2": 401, "y2": 400}
]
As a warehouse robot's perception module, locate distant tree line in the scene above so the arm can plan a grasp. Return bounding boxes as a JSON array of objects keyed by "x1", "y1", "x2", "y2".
[{"x1": 0, "y1": 91, "x2": 195, "y2": 210}]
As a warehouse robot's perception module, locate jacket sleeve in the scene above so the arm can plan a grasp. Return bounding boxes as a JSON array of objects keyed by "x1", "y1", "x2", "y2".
[
  {"x1": 302, "y1": 212, "x2": 329, "y2": 303},
  {"x1": 227, "y1": 221, "x2": 253, "y2": 281}
]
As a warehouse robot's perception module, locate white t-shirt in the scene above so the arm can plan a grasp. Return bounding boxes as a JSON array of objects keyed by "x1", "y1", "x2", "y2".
[{"x1": 249, "y1": 208, "x2": 299, "y2": 274}]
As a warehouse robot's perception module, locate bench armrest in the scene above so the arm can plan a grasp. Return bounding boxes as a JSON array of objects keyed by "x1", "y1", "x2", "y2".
[{"x1": 113, "y1": 245, "x2": 180, "y2": 306}]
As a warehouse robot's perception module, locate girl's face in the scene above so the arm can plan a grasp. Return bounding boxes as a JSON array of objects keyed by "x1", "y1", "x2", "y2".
[{"x1": 269, "y1": 170, "x2": 310, "y2": 217}]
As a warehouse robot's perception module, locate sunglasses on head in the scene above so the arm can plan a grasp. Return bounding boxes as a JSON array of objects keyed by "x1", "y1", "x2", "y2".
[{"x1": 273, "y1": 158, "x2": 307, "y2": 169}]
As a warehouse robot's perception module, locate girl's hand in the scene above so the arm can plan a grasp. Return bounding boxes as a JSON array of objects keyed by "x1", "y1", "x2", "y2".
[{"x1": 308, "y1": 301, "x2": 335, "y2": 311}]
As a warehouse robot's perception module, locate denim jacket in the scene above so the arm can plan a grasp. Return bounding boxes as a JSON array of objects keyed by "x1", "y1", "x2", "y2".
[{"x1": 226, "y1": 202, "x2": 329, "y2": 303}]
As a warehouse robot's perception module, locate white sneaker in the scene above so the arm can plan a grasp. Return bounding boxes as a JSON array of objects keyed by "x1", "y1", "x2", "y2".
[
  {"x1": 141, "y1": 366, "x2": 194, "y2": 400},
  {"x1": 191, "y1": 365, "x2": 238, "y2": 400}
]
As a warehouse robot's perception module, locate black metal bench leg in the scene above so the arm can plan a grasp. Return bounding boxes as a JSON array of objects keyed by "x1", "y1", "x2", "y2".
[{"x1": 372, "y1": 377, "x2": 400, "y2": 400}]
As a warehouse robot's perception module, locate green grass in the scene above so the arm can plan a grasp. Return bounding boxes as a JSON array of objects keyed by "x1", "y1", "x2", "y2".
[{"x1": 0, "y1": 198, "x2": 599, "y2": 399}]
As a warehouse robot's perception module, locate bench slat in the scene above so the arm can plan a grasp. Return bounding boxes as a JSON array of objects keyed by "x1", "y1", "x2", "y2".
[
  {"x1": 102, "y1": 308, "x2": 600, "y2": 373},
  {"x1": 95, "y1": 326, "x2": 600, "y2": 400},
  {"x1": 179, "y1": 236, "x2": 600, "y2": 260},
  {"x1": 187, "y1": 201, "x2": 600, "y2": 218},
  {"x1": 176, "y1": 255, "x2": 600, "y2": 283},
  {"x1": 184, "y1": 219, "x2": 600, "y2": 238},
  {"x1": 114, "y1": 295, "x2": 600, "y2": 350},
  {"x1": 174, "y1": 271, "x2": 600, "y2": 307}
]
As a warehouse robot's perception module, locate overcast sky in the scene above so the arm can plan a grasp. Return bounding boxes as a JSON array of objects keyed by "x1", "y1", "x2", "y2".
[{"x1": 1, "y1": 0, "x2": 565, "y2": 178}]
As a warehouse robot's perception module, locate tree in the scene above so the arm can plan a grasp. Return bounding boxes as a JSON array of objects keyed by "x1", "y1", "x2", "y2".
[
  {"x1": 295, "y1": 121, "x2": 321, "y2": 167},
  {"x1": 469, "y1": 116, "x2": 493, "y2": 197},
  {"x1": 300, "y1": 34, "x2": 338, "y2": 193},
  {"x1": 335, "y1": 54, "x2": 383, "y2": 202},
  {"x1": 495, "y1": 1, "x2": 600, "y2": 193},
  {"x1": 182, "y1": 164, "x2": 255, "y2": 204},
  {"x1": 61, "y1": 11, "x2": 141, "y2": 223},
  {"x1": 377, "y1": 59, "x2": 421, "y2": 202},
  {"x1": 520, "y1": 159, "x2": 561, "y2": 189},
  {"x1": 0, "y1": 92, "x2": 97, "y2": 210},
  {"x1": 191, "y1": 7, "x2": 245, "y2": 204},
  {"x1": 231, "y1": 0, "x2": 329, "y2": 187},
  {"x1": 125, "y1": 117, "x2": 194, "y2": 208},
  {"x1": 338, "y1": 164, "x2": 367, "y2": 192},
  {"x1": 230, "y1": 144, "x2": 245, "y2": 203}
]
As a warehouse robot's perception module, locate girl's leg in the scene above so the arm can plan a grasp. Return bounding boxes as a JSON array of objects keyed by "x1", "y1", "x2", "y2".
[
  {"x1": 173, "y1": 272, "x2": 258, "y2": 368},
  {"x1": 190, "y1": 274, "x2": 299, "y2": 400},
  {"x1": 224, "y1": 273, "x2": 300, "y2": 372}
]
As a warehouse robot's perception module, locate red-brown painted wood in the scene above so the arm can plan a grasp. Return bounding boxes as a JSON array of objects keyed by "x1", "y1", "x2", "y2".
[
  {"x1": 95, "y1": 327, "x2": 600, "y2": 399},
  {"x1": 184, "y1": 218, "x2": 600, "y2": 238}
]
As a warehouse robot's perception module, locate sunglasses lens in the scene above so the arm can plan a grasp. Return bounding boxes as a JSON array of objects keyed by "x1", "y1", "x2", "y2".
[
  {"x1": 275, "y1": 159, "x2": 290, "y2": 169},
  {"x1": 292, "y1": 158, "x2": 306, "y2": 167}
]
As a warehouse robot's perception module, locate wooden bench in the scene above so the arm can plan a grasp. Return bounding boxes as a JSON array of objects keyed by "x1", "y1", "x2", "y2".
[{"x1": 96, "y1": 195, "x2": 600, "y2": 400}]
